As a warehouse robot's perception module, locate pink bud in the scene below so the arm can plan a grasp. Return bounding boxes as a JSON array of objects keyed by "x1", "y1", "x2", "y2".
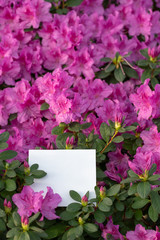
[
  {"x1": 4, "y1": 199, "x2": 12, "y2": 214},
  {"x1": 66, "y1": 136, "x2": 74, "y2": 149},
  {"x1": 66, "y1": 137, "x2": 70, "y2": 145},
  {"x1": 21, "y1": 216, "x2": 29, "y2": 231},
  {"x1": 100, "y1": 186, "x2": 106, "y2": 200},
  {"x1": 21, "y1": 216, "x2": 29, "y2": 225},
  {"x1": 7, "y1": 201, "x2": 12, "y2": 209},
  {"x1": 4, "y1": 199, "x2": 7, "y2": 207},
  {"x1": 81, "y1": 195, "x2": 88, "y2": 207},
  {"x1": 24, "y1": 161, "x2": 29, "y2": 168}
]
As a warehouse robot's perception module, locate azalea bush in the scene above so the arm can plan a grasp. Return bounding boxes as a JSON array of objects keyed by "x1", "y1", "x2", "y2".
[{"x1": 1, "y1": 0, "x2": 160, "y2": 239}]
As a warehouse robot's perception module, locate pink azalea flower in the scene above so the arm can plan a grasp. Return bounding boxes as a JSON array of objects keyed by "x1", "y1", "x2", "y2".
[
  {"x1": 129, "y1": 79, "x2": 153, "y2": 120},
  {"x1": 128, "y1": 147, "x2": 153, "y2": 175},
  {"x1": 105, "y1": 148, "x2": 129, "y2": 182},
  {"x1": 12, "y1": 186, "x2": 43, "y2": 217},
  {"x1": 102, "y1": 219, "x2": 124, "y2": 240},
  {"x1": 128, "y1": 8, "x2": 152, "y2": 41},
  {"x1": 17, "y1": 0, "x2": 52, "y2": 29},
  {"x1": 126, "y1": 224, "x2": 157, "y2": 240},
  {"x1": 40, "y1": 187, "x2": 62, "y2": 221},
  {"x1": 141, "y1": 125, "x2": 160, "y2": 154}
]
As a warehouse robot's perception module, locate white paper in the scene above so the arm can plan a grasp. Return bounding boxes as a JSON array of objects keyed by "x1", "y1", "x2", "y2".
[{"x1": 29, "y1": 149, "x2": 96, "y2": 206}]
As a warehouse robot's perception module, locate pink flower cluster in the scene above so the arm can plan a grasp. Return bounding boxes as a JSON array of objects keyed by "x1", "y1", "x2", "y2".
[
  {"x1": 0, "y1": 0, "x2": 160, "y2": 181},
  {"x1": 101, "y1": 221, "x2": 160, "y2": 240},
  {"x1": 12, "y1": 185, "x2": 62, "y2": 221}
]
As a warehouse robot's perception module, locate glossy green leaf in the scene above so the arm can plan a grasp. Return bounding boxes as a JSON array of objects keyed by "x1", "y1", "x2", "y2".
[{"x1": 70, "y1": 190, "x2": 81, "y2": 202}]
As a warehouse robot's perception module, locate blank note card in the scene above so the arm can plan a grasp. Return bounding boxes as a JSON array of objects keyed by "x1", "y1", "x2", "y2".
[{"x1": 29, "y1": 149, "x2": 96, "y2": 206}]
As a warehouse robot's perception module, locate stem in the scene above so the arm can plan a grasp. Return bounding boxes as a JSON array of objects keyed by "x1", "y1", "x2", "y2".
[
  {"x1": 100, "y1": 131, "x2": 118, "y2": 154},
  {"x1": 102, "y1": 61, "x2": 112, "y2": 71},
  {"x1": 122, "y1": 57, "x2": 137, "y2": 69},
  {"x1": 62, "y1": 0, "x2": 65, "y2": 8},
  {"x1": 120, "y1": 62, "x2": 125, "y2": 75}
]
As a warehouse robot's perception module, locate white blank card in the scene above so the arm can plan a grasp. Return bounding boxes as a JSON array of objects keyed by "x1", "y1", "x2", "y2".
[{"x1": 29, "y1": 149, "x2": 96, "y2": 206}]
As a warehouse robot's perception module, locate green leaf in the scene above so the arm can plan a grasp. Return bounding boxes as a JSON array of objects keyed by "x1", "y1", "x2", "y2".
[
  {"x1": 45, "y1": 223, "x2": 67, "y2": 239},
  {"x1": 115, "y1": 201, "x2": 125, "y2": 211},
  {"x1": 150, "y1": 191, "x2": 160, "y2": 213},
  {"x1": 84, "y1": 223, "x2": 98, "y2": 233},
  {"x1": 141, "y1": 68, "x2": 152, "y2": 83},
  {"x1": 128, "y1": 184, "x2": 137, "y2": 196},
  {"x1": 0, "y1": 131, "x2": 9, "y2": 142},
  {"x1": 9, "y1": 160, "x2": 21, "y2": 169},
  {"x1": 114, "y1": 68, "x2": 125, "y2": 82},
  {"x1": 30, "y1": 226, "x2": 48, "y2": 238},
  {"x1": 128, "y1": 170, "x2": 139, "y2": 178},
  {"x1": 30, "y1": 164, "x2": 39, "y2": 172},
  {"x1": 148, "y1": 174, "x2": 160, "y2": 181},
  {"x1": 148, "y1": 164, "x2": 157, "y2": 176},
  {"x1": 68, "y1": 122, "x2": 81, "y2": 132},
  {"x1": 132, "y1": 199, "x2": 150, "y2": 209},
  {"x1": 40, "y1": 102, "x2": 49, "y2": 111},
  {"x1": 0, "y1": 209, "x2": 5, "y2": 217},
  {"x1": 148, "y1": 205, "x2": 158, "y2": 222},
  {"x1": 94, "y1": 210, "x2": 106, "y2": 223},
  {"x1": 121, "y1": 177, "x2": 138, "y2": 184},
  {"x1": 100, "y1": 57, "x2": 111, "y2": 62},
  {"x1": 66, "y1": 0, "x2": 83, "y2": 7},
  {"x1": 100, "y1": 123, "x2": 111, "y2": 142},
  {"x1": 96, "y1": 71, "x2": 110, "y2": 79},
  {"x1": 24, "y1": 176, "x2": 34, "y2": 185},
  {"x1": 103, "y1": 197, "x2": 113, "y2": 206},
  {"x1": 107, "y1": 184, "x2": 121, "y2": 196},
  {"x1": 67, "y1": 203, "x2": 81, "y2": 212},
  {"x1": 112, "y1": 136, "x2": 124, "y2": 143},
  {"x1": 98, "y1": 201, "x2": 110, "y2": 212},
  {"x1": 94, "y1": 138, "x2": 105, "y2": 152},
  {"x1": 69, "y1": 190, "x2": 81, "y2": 202},
  {"x1": 67, "y1": 225, "x2": 83, "y2": 240},
  {"x1": 0, "y1": 179, "x2": 4, "y2": 191},
  {"x1": 80, "y1": 123, "x2": 92, "y2": 130},
  {"x1": 137, "y1": 59, "x2": 149, "y2": 67},
  {"x1": 12, "y1": 212, "x2": 21, "y2": 226},
  {"x1": 60, "y1": 210, "x2": 77, "y2": 221},
  {"x1": 6, "y1": 169, "x2": 16, "y2": 178},
  {"x1": 5, "y1": 179, "x2": 16, "y2": 191},
  {"x1": 105, "y1": 63, "x2": 115, "y2": 73},
  {"x1": 56, "y1": 133, "x2": 73, "y2": 149},
  {"x1": 6, "y1": 227, "x2": 19, "y2": 238},
  {"x1": 0, "y1": 142, "x2": 8, "y2": 150},
  {"x1": 151, "y1": 77, "x2": 159, "y2": 89},
  {"x1": 0, "y1": 218, "x2": 6, "y2": 231},
  {"x1": 0, "y1": 150, "x2": 17, "y2": 160},
  {"x1": 124, "y1": 126, "x2": 137, "y2": 131},
  {"x1": 123, "y1": 66, "x2": 139, "y2": 79},
  {"x1": 134, "y1": 209, "x2": 142, "y2": 221},
  {"x1": 31, "y1": 170, "x2": 47, "y2": 178},
  {"x1": 52, "y1": 126, "x2": 63, "y2": 135},
  {"x1": 28, "y1": 232, "x2": 41, "y2": 240},
  {"x1": 140, "y1": 49, "x2": 149, "y2": 59},
  {"x1": 137, "y1": 182, "x2": 151, "y2": 199},
  {"x1": 29, "y1": 212, "x2": 40, "y2": 225}
]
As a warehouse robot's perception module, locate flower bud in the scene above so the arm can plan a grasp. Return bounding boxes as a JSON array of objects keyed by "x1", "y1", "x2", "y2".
[
  {"x1": 65, "y1": 136, "x2": 74, "y2": 149},
  {"x1": 100, "y1": 186, "x2": 106, "y2": 200},
  {"x1": 4, "y1": 199, "x2": 12, "y2": 214},
  {"x1": 24, "y1": 161, "x2": 30, "y2": 176},
  {"x1": 81, "y1": 195, "x2": 88, "y2": 207},
  {"x1": 21, "y1": 216, "x2": 29, "y2": 231},
  {"x1": 78, "y1": 217, "x2": 84, "y2": 225}
]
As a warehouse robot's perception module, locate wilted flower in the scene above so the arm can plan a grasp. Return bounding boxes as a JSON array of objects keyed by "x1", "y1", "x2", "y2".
[
  {"x1": 66, "y1": 136, "x2": 74, "y2": 149},
  {"x1": 100, "y1": 186, "x2": 106, "y2": 200}
]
